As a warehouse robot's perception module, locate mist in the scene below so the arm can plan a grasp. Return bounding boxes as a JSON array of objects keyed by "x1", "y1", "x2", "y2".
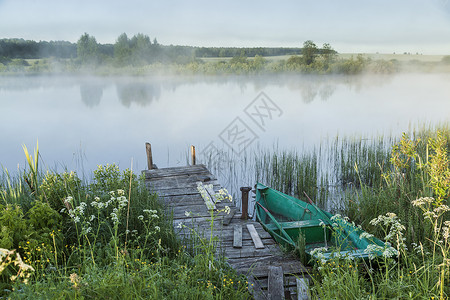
[{"x1": 1, "y1": 73, "x2": 449, "y2": 178}]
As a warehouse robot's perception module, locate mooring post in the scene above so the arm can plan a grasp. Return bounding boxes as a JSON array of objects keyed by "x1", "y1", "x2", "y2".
[
  {"x1": 240, "y1": 186, "x2": 252, "y2": 220},
  {"x1": 191, "y1": 145, "x2": 196, "y2": 166},
  {"x1": 145, "y1": 142, "x2": 153, "y2": 170}
]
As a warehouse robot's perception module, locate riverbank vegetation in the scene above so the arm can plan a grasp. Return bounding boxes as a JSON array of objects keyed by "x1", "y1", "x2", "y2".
[
  {"x1": 252, "y1": 126, "x2": 450, "y2": 299},
  {"x1": 0, "y1": 147, "x2": 250, "y2": 299},
  {"x1": 1, "y1": 34, "x2": 449, "y2": 75},
  {"x1": 1, "y1": 131, "x2": 449, "y2": 298}
]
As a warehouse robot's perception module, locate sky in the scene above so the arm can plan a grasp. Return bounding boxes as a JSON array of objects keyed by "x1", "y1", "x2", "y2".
[{"x1": 0, "y1": 0, "x2": 450, "y2": 54}]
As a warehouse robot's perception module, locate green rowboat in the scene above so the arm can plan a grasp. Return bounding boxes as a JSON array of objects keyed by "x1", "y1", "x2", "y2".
[{"x1": 255, "y1": 183, "x2": 390, "y2": 263}]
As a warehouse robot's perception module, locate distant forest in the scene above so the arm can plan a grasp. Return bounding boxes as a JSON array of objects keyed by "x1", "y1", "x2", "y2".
[
  {"x1": 1, "y1": 33, "x2": 412, "y2": 75},
  {"x1": 0, "y1": 34, "x2": 305, "y2": 62}
]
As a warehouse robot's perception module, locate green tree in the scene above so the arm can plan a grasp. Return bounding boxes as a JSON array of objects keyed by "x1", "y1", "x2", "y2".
[
  {"x1": 320, "y1": 43, "x2": 337, "y2": 70},
  {"x1": 301, "y1": 40, "x2": 318, "y2": 66},
  {"x1": 130, "y1": 33, "x2": 152, "y2": 65},
  {"x1": 114, "y1": 33, "x2": 131, "y2": 66},
  {"x1": 77, "y1": 33, "x2": 99, "y2": 64}
]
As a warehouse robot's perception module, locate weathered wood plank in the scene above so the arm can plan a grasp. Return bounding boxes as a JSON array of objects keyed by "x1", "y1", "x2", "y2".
[
  {"x1": 296, "y1": 278, "x2": 310, "y2": 300},
  {"x1": 147, "y1": 177, "x2": 220, "y2": 191},
  {"x1": 223, "y1": 208, "x2": 237, "y2": 225},
  {"x1": 233, "y1": 225, "x2": 242, "y2": 248},
  {"x1": 196, "y1": 181, "x2": 216, "y2": 210},
  {"x1": 151, "y1": 185, "x2": 221, "y2": 197},
  {"x1": 224, "y1": 244, "x2": 281, "y2": 259},
  {"x1": 203, "y1": 183, "x2": 222, "y2": 203},
  {"x1": 248, "y1": 276, "x2": 267, "y2": 300},
  {"x1": 268, "y1": 266, "x2": 284, "y2": 300},
  {"x1": 143, "y1": 164, "x2": 211, "y2": 178},
  {"x1": 247, "y1": 224, "x2": 264, "y2": 249}
]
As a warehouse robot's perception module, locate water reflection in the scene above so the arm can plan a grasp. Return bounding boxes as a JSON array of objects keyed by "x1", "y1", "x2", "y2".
[
  {"x1": 0, "y1": 74, "x2": 395, "y2": 108},
  {"x1": 80, "y1": 83, "x2": 103, "y2": 107},
  {"x1": 116, "y1": 81, "x2": 161, "y2": 107}
]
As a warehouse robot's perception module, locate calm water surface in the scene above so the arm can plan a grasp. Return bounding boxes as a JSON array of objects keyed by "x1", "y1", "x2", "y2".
[{"x1": 1, "y1": 73, "x2": 449, "y2": 186}]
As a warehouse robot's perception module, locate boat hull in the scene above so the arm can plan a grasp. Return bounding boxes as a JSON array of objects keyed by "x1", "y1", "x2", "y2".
[{"x1": 255, "y1": 183, "x2": 387, "y2": 262}]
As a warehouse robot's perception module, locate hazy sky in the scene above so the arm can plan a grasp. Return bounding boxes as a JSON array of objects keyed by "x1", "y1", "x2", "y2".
[{"x1": 1, "y1": 0, "x2": 449, "y2": 54}]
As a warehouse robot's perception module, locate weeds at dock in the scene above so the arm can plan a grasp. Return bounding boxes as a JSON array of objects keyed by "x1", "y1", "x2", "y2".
[
  {"x1": 0, "y1": 144, "x2": 251, "y2": 299},
  {"x1": 202, "y1": 124, "x2": 450, "y2": 299}
]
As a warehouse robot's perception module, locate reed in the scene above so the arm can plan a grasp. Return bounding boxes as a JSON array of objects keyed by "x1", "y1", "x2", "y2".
[{"x1": 0, "y1": 147, "x2": 250, "y2": 299}]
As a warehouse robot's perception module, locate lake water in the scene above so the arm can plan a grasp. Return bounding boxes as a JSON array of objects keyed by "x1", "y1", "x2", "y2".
[{"x1": 1, "y1": 73, "x2": 449, "y2": 194}]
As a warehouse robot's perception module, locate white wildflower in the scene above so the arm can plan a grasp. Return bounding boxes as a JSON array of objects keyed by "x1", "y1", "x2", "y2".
[
  {"x1": 310, "y1": 247, "x2": 327, "y2": 257},
  {"x1": 82, "y1": 227, "x2": 92, "y2": 235},
  {"x1": 224, "y1": 206, "x2": 231, "y2": 214},
  {"x1": 330, "y1": 214, "x2": 341, "y2": 221},
  {"x1": 442, "y1": 227, "x2": 449, "y2": 240},
  {"x1": 110, "y1": 212, "x2": 119, "y2": 224},
  {"x1": 138, "y1": 215, "x2": 144, "y2": 221},
  {"x1": 151, "y1": 214, "x2": 159, "y2": 219},
  {"x1": 382, "y1": 247, "x2": 399, "y2": 258},
  {"x1": 177, "y1": 222, "x2": 183, "y2": 229},
  {"x1": 73, "y1": 216, "x2": 80, "y2": 223},
  {"x1": 117, "y1": 189, "x2": 125, "y2": 196},
  {"x1": 434, "y1": 205, "x2": 450, "y2": 214},
  {"x1": 155, "y1": 226, "x2": 160, "y2": 232},
  {"x1": 412, "y1": 197, "x2": 434, "y2": 207},
  {"x1": 359, "y1": 232, "x2": 374, "y2": 239},
  {"x1": 364, "y1": 244, "x2": 384, "y2": 260},
  {"x1": 424, "y1": 211, "x2": 438, "y2": 220},
  {"x1": 185, "y1": 211, "x2": 192, "y2": 217}
]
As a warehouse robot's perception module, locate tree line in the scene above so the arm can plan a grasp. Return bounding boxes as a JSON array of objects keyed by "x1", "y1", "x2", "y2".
[
  {"x1": 0, "y1": 33, "x2": 333, "y2": 63},
  {"x1": 1, "y1": 33, "x2": 382, "y2": 75}
]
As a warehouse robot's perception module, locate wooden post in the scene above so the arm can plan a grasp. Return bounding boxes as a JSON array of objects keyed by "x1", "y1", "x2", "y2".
[
  {"x1": 296, "y1": 278, "x2": 310, "y2": 300},
  {"x1": 268, "y1": 266, "x2": 284, "y2": 300},
  {"x1": 191, "y1": 145, "x2": 196, "y2": 166},
  {"x1": 146, "y1": 142, "x2": 153, "y2": 170},
  {"x1": 240, "y1": 186, "x2": 252, "y2": 220}
]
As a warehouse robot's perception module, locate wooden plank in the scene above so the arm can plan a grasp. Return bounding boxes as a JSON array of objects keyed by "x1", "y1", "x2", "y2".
[
  {"x1": 247, "y1": 224, "x2": 264, "y2": 249},
  {"x1": 151, "y1": 185, "x2": 222, "y2": 197},
  {"x1": 222, "y1": 208, "x2": 236, "y2": 226},
  {"x1": 268, "y1": 266, "x2": 284, "y2": 300},
  {"x1": 203, "y1": 183, "x2": 221, "y2": 203},
  {"x1": 147, "y1": 177, "x2": 220, "y2": 190},
  {"x1": 143, "y1": 164, "x2": 210, "y2": 178},
  {"x1": 248, "y1": 276, "x2": 267, "y2": 300},
  {"x1": 233, "y1": 225, "x2": 242, "y2": 248},
  {"x1": 196, "y1": 181, "x2": 216, "y2": 210},
  {"x1": 296, "y1": 278, "x2": 310, "y2": 300}
]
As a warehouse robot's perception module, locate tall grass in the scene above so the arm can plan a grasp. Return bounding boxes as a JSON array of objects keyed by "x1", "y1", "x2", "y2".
[
  {"x1": 0, "y1": 144, "x2": 250, "y2": 299},
  {"x1": 202, "y1": 124, "x2": 449, "y2": 298}
]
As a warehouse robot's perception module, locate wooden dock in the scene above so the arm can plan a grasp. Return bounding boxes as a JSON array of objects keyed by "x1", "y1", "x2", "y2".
[{"x1": 144, "y1": 164, "x2": 310, "y2": 299}]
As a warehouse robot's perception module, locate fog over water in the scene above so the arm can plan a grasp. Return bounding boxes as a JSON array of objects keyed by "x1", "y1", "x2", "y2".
[{"x1": 1, "y1": 73, "x2": 449, "y2": 181}]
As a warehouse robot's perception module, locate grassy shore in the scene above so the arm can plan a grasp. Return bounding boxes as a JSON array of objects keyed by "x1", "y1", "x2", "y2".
[
  {"x1": 1, "y1": 52, "x2": 450, "y2": 76},
  {"x1": 253, "y1": 126, "x2": 450, "y2": 299},
  {"x1": 0, "y1": 147, "x2": 250, "y2": 299},
  {"x1": 202, "y1": 124, "x2": 450, "y2": 299},
  {"x1": 1, "y1": 125, "x2": 449, "y2": 299}
]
